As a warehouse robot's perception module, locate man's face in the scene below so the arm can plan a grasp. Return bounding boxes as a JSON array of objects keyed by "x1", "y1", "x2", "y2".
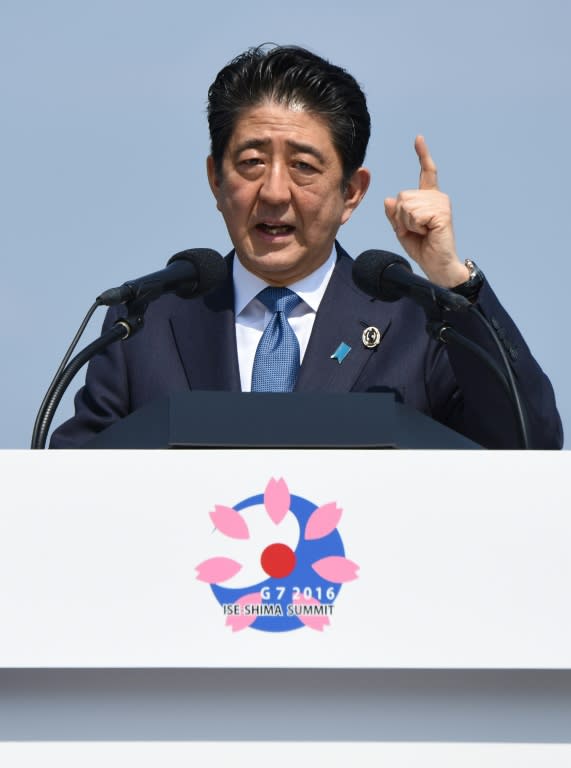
[{"x1": 207, "y1": 101, "x2": 370, "y2": 285}]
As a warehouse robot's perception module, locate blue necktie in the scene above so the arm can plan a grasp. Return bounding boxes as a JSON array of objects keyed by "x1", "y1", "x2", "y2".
[{"x1": 251, "y1": 287, "x2": 302, "y2": 392}]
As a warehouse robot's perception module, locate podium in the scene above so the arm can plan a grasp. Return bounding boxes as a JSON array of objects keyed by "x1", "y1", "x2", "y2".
[
  {"x1": 1, "y1": 449, "x2": 571, "y2": 763},
  {"x1": 83, "y1": 391, "x2": 481, "y2": 449}
]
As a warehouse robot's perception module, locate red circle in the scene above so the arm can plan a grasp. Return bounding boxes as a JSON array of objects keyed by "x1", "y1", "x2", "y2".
[{"x1": 260, "y1": 543, "x2": 296, "y2": 578}]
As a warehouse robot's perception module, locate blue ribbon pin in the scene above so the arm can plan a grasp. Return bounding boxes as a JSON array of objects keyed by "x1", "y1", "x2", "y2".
[{"x1": 331, "y1": 342, "x2": 352, "y2": 364}]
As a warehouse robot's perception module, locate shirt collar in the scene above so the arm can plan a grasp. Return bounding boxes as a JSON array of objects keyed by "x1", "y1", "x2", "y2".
[{"x1": 233, "y1": 245, "x2": 337, "y2": 317}]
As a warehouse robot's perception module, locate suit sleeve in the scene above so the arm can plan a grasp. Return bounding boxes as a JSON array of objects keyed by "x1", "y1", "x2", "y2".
[{"x1": 425, "y1": 280, "x2": 563, "y2": 449}]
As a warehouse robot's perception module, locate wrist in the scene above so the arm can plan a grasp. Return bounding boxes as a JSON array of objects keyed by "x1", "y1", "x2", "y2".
[
  {"x1": 451, "y1": 259, "x2": 484, "y2": 302},
  {"x1": 428, "y1": 260, "x2": 469, "y2": 289},
  {"x1": 445, "y1": 261, "x2": 471, "y2": 288}
]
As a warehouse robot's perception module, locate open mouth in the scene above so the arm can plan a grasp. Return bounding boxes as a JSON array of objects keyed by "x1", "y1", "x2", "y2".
[{"x1": 256, "y1": 223, "x2": 295, "y2": 236}]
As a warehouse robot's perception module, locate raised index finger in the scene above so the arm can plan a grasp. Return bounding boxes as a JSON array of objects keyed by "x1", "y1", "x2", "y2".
[{"x1": 415, "y1": 134, "x2": 439, "y2": 190}]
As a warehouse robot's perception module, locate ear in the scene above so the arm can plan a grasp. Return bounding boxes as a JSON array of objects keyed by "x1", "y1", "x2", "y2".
[
  {"x1": 340, "y1": 167, "x2": 371, "y2": 225},
  {"x1": 206, "y1": 155, "x2": 222, "y2": 211}
]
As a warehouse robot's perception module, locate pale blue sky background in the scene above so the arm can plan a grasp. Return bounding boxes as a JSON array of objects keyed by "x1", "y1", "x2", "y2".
[{"x1": 1, "y1": 0, "x2": 569, "y2": 448}]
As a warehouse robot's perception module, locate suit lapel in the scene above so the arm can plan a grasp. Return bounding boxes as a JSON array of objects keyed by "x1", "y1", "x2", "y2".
[
  {"x1": 167, "y1": 247, "x2": 393, "y2": 394},
  {"x1": 169, "y1": 256, "x2": 241, "y2": 392},
  {"x1": 296, "y1": 247, "x2": 394, "y2": 392}
]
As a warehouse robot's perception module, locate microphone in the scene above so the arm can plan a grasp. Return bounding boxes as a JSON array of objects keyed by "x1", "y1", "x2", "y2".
[
  {"x1": 352, "y1": 249, "x2": 470, "y2": 311},
  {"x1": 31, "y1": 248, "x2": 226, "y2": 449},
  {"x1": 97, "y1": 248, "x2": 227, "y2": 306}
]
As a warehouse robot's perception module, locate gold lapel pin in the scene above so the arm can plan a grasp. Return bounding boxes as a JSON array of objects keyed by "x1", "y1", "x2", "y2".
[{"x1": 362, "y1": 326, "x2": 382, "y2": 349}]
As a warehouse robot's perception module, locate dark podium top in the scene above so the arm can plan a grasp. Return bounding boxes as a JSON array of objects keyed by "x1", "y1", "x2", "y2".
[{"x1": 83, "y1": 391, "x2": 481, "y2": 449}]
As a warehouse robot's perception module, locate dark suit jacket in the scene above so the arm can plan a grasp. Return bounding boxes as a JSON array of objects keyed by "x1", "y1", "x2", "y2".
[{"x1": 50, "y1": 245, "x2": 563, "y2": 449}]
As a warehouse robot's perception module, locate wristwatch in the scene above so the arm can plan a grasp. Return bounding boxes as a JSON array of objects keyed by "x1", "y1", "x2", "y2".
[{"x1": 451, "y1": 259, "x2": 484, "y2": 302}]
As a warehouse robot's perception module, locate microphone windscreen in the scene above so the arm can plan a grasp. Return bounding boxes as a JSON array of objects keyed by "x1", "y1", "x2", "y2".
[
  {"x1": 352, "y1": 249, "x2": 411, "y2": 302},
  {"x1": 168, "y1": 248, "x2": 227, "y2": 297}
]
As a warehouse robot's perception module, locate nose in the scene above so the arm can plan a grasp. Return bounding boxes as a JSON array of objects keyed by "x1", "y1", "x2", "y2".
[{"x1": 258, "y1": 163, "x2": 291, "y2": 206}]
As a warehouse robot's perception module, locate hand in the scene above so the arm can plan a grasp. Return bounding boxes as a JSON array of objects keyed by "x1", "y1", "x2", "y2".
[{"x1": 384, "y1": 136, "x2": 469, "y2": 288}]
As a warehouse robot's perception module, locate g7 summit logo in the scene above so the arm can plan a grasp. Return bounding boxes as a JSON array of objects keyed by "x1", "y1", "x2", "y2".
[{"x1": 196, "y1": 478, "x2": 359, "y2": 633}]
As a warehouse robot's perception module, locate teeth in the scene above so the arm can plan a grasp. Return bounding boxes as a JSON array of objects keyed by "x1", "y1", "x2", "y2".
[{"x1": 260, "y1": 224, "x2": 292, "y2": 235}]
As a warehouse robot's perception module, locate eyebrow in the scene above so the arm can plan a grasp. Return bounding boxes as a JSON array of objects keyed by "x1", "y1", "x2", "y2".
[{"x1": 233, "y1": 138, "x2": 326, "y2": 165}]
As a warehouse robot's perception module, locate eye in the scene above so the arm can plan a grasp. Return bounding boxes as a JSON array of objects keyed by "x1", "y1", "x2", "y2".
[
  {"x1": 237, "y1": 157, "x2": 266, "y2": 177},
  {"x1": 293, "y1": 160, "x2": 316, "y2": 172},
  {"x1": 236, "y1": 156, "x2": 265, "y2": 178},
  {"x1": 239, "y1": 157, "x2": 263, "y2": 167}
]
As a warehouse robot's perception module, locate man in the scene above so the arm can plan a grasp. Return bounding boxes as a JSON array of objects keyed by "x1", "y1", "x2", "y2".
[{"x1": 50, "y1": 45, "x2": 562, "y2": 449}]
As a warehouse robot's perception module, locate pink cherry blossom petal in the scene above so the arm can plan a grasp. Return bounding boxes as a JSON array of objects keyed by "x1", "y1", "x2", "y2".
[
  {"x1": 264, "y1": 477, "x2": 290, "y2": 525},
  {"x1": 304, "y1": 502, "x2": 343, "y2": 540},
  {"x1": 311, "y1": 556, "x2": 359, "y2": 583},
  {"x1": 292, "y1": 594, "x2": 330, "y2": 632},
  {"x1": 195, "y1": 557, "x2": 242, "y2": 584},
  {"x1": 209, "y1": 505, "x2": 250, "y2": 540},
  {"x1": 226, "y1": 592, "x2": 263, "y2": 632}
]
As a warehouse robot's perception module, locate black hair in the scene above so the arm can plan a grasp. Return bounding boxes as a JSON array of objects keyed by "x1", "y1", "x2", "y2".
[{"x1": 207, "y1": 45, "x2": 371, "y2": 184}]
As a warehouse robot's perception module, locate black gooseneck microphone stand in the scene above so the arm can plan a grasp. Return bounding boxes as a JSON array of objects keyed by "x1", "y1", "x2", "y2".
[
  {"x1": 423, "y1": 302, "x2": 531, "y2": 450},
  {"x1": 31, "y1": 296, "x2": 148, "y2": 450}
]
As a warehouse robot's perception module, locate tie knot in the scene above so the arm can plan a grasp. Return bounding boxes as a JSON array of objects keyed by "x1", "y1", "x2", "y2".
[{"x1": 257, "y1": 287, "x2": 301, "y2": 317}]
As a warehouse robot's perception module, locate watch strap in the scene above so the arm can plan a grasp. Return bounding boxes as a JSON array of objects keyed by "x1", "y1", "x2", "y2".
[{"x1": 451, "y1": 259, "x2": 484, "y2": 301}]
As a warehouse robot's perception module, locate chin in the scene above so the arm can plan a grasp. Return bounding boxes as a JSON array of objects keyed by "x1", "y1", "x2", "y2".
[
  {"x1": 251, "y1": 260, "x2": 305, "y2": 285},
  {"x1": 245, "y1": 249, "x2": 303, "y2": 268}
]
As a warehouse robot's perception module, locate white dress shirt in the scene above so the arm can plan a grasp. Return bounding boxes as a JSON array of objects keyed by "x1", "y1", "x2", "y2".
[{"x1": 233, "y1": 248, "x2": 337, "y2": 392}]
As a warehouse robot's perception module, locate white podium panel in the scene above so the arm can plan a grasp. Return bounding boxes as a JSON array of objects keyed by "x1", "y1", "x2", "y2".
[
  {"x1": 0, "y1": 450, "x2": 569, "y2": 669},
  {"x1": 2, "y1": 742, "x2": 571, "y2": 767}
]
